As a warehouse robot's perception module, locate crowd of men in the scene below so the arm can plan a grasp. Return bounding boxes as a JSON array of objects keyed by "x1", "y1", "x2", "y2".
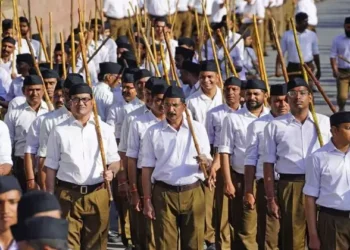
[{"x1": 0, "y1": 0, "x2": 350, "y2": 250}]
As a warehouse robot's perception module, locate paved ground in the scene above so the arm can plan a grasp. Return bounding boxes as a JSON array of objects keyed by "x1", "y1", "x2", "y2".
[{"x1": 107, "y1": 1, "x2": 349, "y2": 249}]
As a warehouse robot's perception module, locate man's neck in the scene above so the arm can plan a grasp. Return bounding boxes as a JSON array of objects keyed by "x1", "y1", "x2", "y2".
[
  {"x1": 152, "y1": 110, "x2": 165, "y2": 120},
  {"x1": 1, "y1": 55, "x2": 10, "y2": 63},
  {"x1": 292, "y1": 108, "x2": 309, "y2": 124},
  {"x1": 74, "y1": 114, "x2": 91, "y2": 127},
  {"x1": 332, "y1": 137, "x2": 350, "y2": 153},
  {"x1": 227, "y1": 101, "x2": 240, "y2": 111},
  {"x1": 28, "y1": 101, "x2": 41, "y2": 112},
  {"x1": 167, "y1": 117, "x2": 183, "y2": 131},
  {"x1": 247, "y1": 105, "x2": 264, "y2": 117},
  {"x1": 202, "y1": 86, "x2": 217, "y2": 99},
  {"x1": 0, "y1": 230, "x2": 13, "y2": 249}
]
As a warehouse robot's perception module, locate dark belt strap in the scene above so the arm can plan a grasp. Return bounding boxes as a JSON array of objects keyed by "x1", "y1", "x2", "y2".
[
  {"x1": 320, "y1": 206, "x2": 350, "y2": 218},
  {"x1": 288, "y1": 61, "x2": 313, "y2": 66},
  {"x1": 279, "y1": 174, "x2": 305, "y2": 181},
  {"x1": 56, "y1": 179, "x2": 104, "y2": 195},
  {"x1": 338, "y1": 68, "x2": 350, "y2": 72},
  {"x1": 154, "y1": 180, "x2": 200, "y2": 192}
]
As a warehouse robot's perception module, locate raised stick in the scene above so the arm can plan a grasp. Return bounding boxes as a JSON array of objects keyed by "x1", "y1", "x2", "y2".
[
  {"x1": 140, "y1": 28, "x2": 161, "y2": 76},
  {"x1": 49, "y1": 12, "x2": 53, "y2": 69},
  {"x1": 35, "y1": 17, "x2": 49, "y2": 62},
  {"x1": 338, "y1": 55, "x2": 350, "y2": 64},
  {"x1": 163, "y1": 30, "x2": 177, "y2": 82},
  {"x1": 59, "y1": 33, "x2": 67, "y2": 79},
  {"x1": 71, "y1": 31, "x2": 76, "y2": 72},
  {"x1": 94, "y1": 0, "x2": 98, "y2": 49},
  {"x1": 78, "y1": 32, "x2": 113, "y2": 201},
  {"x1": 216, "y1": 29, "x2": 238, "y2": 77},
  {"x1": 159, "y1": 44, "x2": 170, "y2": 82},
  {"x1": 271, "y1": 18, "x2": 288, "y2": 82}
]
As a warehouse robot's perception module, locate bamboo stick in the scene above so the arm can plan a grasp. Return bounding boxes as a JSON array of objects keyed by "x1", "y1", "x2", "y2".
[
  {"x1": 28, "y1": 0, "x2": 31, "y2": 37},
  {"x1": 271, "y1": 18, "x2": 288, "y2": 82},
  {"x1": 140, "y1": 29, "x2": 161, "y2": 76},
  {"x1": 94, "y1": 0, "x2": 98, "y2": 49},
  {"x1": 78, "y1": 32, "x2": 114, "y2": 201},
  {"x1": 216, "y1": 29, "x2": 238, "y2": 77},
  {"x1": 338, "y1": 55, "x2": 350, "y2": 64},
  {"x1": 0, "y1": 0, "x2": 2, "y2": 58},
  {"x1": 163, "y1": 30, "x2": 180, "y2": 86},
  {"x1": 290, "y1": 17, "x2": 323, "y2": 146},
  {"x1": 35, "y1": 17, "x2": 49, "y2": 62},
  {"x1": 49, "y1": 12, "x2": 53, "y2": 69},
  {"x1": 159, "y1": 44, "x2": 170, "y2": 82},
  {"x1": 25, "y1": 37, "x2": 53, "y2": 111},
  {"x1": 151, "y1": 27, "x2": 157, "y2": 60},
  {"x1": 71, "y1": 31, "x2": 76, "y2": 72},
  {"x1": 70, "y1": 0, "x2": 74, "y2": 35},
  {"x1": 59, "y1": 33, "x2": 67, "y2": 79}
]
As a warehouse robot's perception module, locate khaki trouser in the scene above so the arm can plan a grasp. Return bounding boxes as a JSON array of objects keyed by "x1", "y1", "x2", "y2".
[
  {"x1": 129, "y1": 171, "x2": 155, "y2": 250},
  {"x1": 108, "y1": 17, "x2": 131, "y2": 39},
  {"x1": 318, "y1": 209, "x2": 350, "y2": 250},
  {"x1": 56, "y1": 186, "x2": 110, "y2": 250},
  {"x1": 173, "y1": 11, "x2": 193, "y2": 39},
  {"x1": 215, "y1": 169, "x2": 230, "y2": 250},
  {"x1": 336, "y1": 69, "x2": 350, "y2": 111},
  {"x1": 277, "y1": 178, "x2": 306, "y2": 250},
  {"x1": 282, "y1": 0, "x2": 295, "y2": 32},
  {"x1": 152, "y1": 182, "x2": 205, "y2": 250},
  {"x1": 256, "y1": 180, "x2": 279, "y2": 250},
  {"x1": 270, "y1": 6, "x2": 284, "y2": 39},
  {"x1": 205, "y1": 184, "x2": 216, "y2": 245},
  {"x1": 230, "y1": 170, "x2": 258, "y2": 250}
]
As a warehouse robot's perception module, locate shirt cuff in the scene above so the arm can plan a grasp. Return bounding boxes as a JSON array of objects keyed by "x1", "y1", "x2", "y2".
[
  {"x1": 263, "y1": 154, "x2": 276, "y2": 163},
  {"x1": 24, "y1": 145, "x2": 38, "y2": 154},
  {"x1": 0, "y1": 156, "x2": 13, "y2": 165},
  {"x1": 244, "y1": 158, "x2": 257, "y2": 166},
  {"x1": 107, "y1": 154, "x2": 121, "y2": 165},
  {"x1": 126, "y1": 149, "x2": 138, "y2": 159},
  {"x1": 302, "y1": 184, "x2": 319, "y2": 197},
  {"x1": 37, "y1": 147, "x2": 47, "y2": 157},
  {"x1": 44, "y1": 157, "x2": 59, "y2": 170},
  {"x1": 141, "y1": 157, "x2": 156, "y2": 168},
  {"x1": 218, "y1": 146, "x2": 233, "y2": 154}
]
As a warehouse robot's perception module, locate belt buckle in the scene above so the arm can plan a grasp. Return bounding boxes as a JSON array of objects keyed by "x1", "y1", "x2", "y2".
[
  {"x1": 176, "y1": 186, "x2": 182, "y2": 192},
  {"x1": 80, "y1": 186, "x2": 88, "y2": 194}
]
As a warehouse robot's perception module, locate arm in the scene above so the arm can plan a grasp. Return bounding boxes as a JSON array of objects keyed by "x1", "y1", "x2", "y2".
[
  {"x1": 313, "y1": 54, "x2": 321, "y2": 79},
  {"x1": 44, "y1": 129, "x2": 61, "y2": 194},
  {"x1": 330, "y1": 37, "x2": 339, "y2": 78},
  {"x1": 45, "y1": 168, "x2": 57, "y2": 194},
  {"x1": 0, "y1": 122, "x2": 13, "y2": 175},
  {"x1": 38, "y1": 157, "x2": 46, "y2": 190},
  {"x1": 330, "y1": 58, "x2": 338, "y2": 78},
  {"x1": 312, "y1": 34, "x2": 321, "y2": 79},
  {"x1": 24, "y1": 153, "x2": 37, "y2": 189},
  {"x1": 305, "y1": 195, "x2": 320, "y2": 249},
  {"x1": 142, "y1": 167, "x2": 155, "y2": 219}
]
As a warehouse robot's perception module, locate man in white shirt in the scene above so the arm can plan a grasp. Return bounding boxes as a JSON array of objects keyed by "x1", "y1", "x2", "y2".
[
  {"x1": 53, "y1": 43, "x2": 69, "y2": 65},
  {"x1": 186, "y1": 60, "x2": 222, "y2": 248},
  {"x1": 263, "y1": 78, "x2": 331, "y2": 250},
  {"x1": 173, "y1": 0, "x2": 193, "y2": 38},
  {"x1": 244, "y1": 84, "x2": 289, "y2": 249},
  {"x1": 0, "y1": 121, "x2": 13, "y2": 176},
  {"x1": 276, "y1": 12, "x2": 321, "y2": 87},
  {"x1": 127, "y1": 83, "x2": 167, "y2": 250},
  {"x1": 45, "y1": 84, "x2": 120, "y2": 250},
  {"x1": 219, "y1": 79, "x2": 269, "y2": 249},
  {"x1": 41, "y1": 69, "x2": 59, "y2": 101},
  {"x1": 146, "y1": 0, "x2": 176, "y2": 19},
  {"x1": 180, "y1": 61, "x2": 201, "y2": 98},
  {"x1": 304, "y1": 111, "x2": 350, "y2": 250},
  {"x1": 0, "y1": 37, "x2": 17, "y2": 78},
  {"x1": 330, "y1": 17, "x2": 350, "y2": 112},
  {"x1": 142, "y1": 86, "x2": 212, "y2": 250},
  {"x1": 4, "y1": 75, "x2": 49, "y2": 192},
  {"x1": 206, "y1": 76, "x2": 242, "y2": 250},
  {"x1": 93, "y1": 62, "x2": 123, "y2": 121},
  {"x1": 295, "y1": 0, "x2": 318, "y2": 32}
]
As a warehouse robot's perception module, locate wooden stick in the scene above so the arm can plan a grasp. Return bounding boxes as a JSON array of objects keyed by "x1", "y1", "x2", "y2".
[
  {"x1": 271, "y1": 18, "x2": 288, "y2": 82},
  {"x1": 25, "y1": 37, "x2": 53, "y2": 111},
  {"x1": 11, "y1": 52, "x2": 15, "y2": 75},
  {"x1": 78, "y1": 32, "x2": 113, "y2": 201},
  {"x1": 13, "y1": 0, "x2": 21, "y2": 51},
  {"x1": 151, "y1": 27, "x2": 157, "y2": 59},
  {"x1": 290, "y1": 17, "x2": 323, "y2": 146},
  {"x1": 159, "y1": 44, "x2": 170, "y2": 82},
  {"x1": 70, "y1": 0, "x2": 74, "y2": 35},
  {"x1": 28, "y1": 0, "x2": 32, "y2": 37},
  {"x1": 49, "y1": 12, "x2": 53, "y2": 69},
  {"x1": 135, "y1": 7, "x2": 142, "y2": 66},
  {"x1": 338, "y1": 55, "x2": 350, "y2": 64},
  {"x1": 99, "y1": 0, "x2": 104, "y2": 34},
  {"x1": 94, "y1": 0, "x2": 98, "y2": 49},
  {"x1": 78, "y1": 8, "x2": 83, "y2": 34},
  {"x1": 71, "y1": 32, "x2": 76, "y2": 72},
  {"x1": 303, "y1": 63, "x2": 336, "y2": 113},
  {"x1": 216, "y1": 29, "x2": 238, "y2": 77},
  {"x1": 35, "y1": 17, "x2": 49, "y2": 62},
  {"x1": 140, "y1": 29, "x2": 160, "y2": 76},
  {"x1": 59, "y1": 33, "x2": 67, "y2": 79},
  {"x1": 127, "y1": 28, "x2": 139, "y2": 65},
  {"x1": 163, "y1": 31, "x2": 180, "y2": 86},
  {"x1": 171, "y1": 0, "x2": 180, "y2": 32}
]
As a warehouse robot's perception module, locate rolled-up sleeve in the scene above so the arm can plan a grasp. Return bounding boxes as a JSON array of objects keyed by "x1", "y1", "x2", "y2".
[
  {"x1": 119, "y1": 116, "x2": 131, "y2": 153},
  {"x1": 263, "y1": 122, "x2": 277, "y2": 164},
  {"x1": 244, "y1": 122, "x2": 258, "y2": 166},
  {"x1": 38, "y1": 118, "x2": 50, "y2": 157},
  {"x1": 0, "y1": 122, "x2": 13, "y2": 165},
  {"x1": 24, "y1": 117, "x2": 42, "y2": 154},
  {"x1": 218, "y1": 116, "x2": 234, "y2": 154},
  {"x1": 329, "y1": 36, "x2": 338, "y2": 59},
  {"x1": 44, "y1": 129, "x2": 61, "y2": 170},
  {"x1": 140, "y1": 128, "x2": 156, "y2": 168},
  {"x1": 303, "y1": 154, "x2": 320, "y2": 197},
  {"x1": 106, "y1": 126, "x2": 120, "y2": 164},
  {"x1": 126, "y1": 120, "x2": 140, "y2": 159},
  {"x1": 205, "y1": 111, "x2": 215, "y2": 145},
  {"x1": 312, "y1": 33, "x2": 319, "y2": 55}
]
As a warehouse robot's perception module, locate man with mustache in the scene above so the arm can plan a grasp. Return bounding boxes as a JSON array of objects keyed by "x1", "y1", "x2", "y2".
[
  {"x1": 219, "y1": 79, "x2": 270, "y2": 249},
  {"x1": 0, "y1": 37, "x2": 16, "y2": 75},
  {"x1": 330, "y1": 17, "x2": 350, "y2": 111},
  {"x1": 142, "y1": 86, "x2": 212, "y2": 250},
  {"x1": 244, "y1": 84, "x2": 290, "y2": 249},
  {"x1": 127, "y1": 82, "x2": 168, "y2": 250},
  {"x1": 180, "y1": 61, "x2": 200, "y2": 98},
  {"x1": 4, "y1": 75, "x2": 49, "y2": 192},
  {"x1": 263, "y1": 78, "x2": 331, "y2": 250}
]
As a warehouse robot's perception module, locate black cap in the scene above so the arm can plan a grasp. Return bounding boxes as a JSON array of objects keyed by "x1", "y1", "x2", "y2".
[
  {"x1": 175, "y1": 47, "x2": 195, "y2": 60},
  {"x1": 54, "y1": 43, "x2": 69, "y2": 52},
  {"x1": 122, "y1": 68, "x2": 135, "y2": 83},
  {"x1": 295, "y1": 12, "x2": 308, "y2": 23},
  {"x1": 69, "y1": 83, "x2": 92, "y2": 97},
  {"x1": 90, "y1": 18, "x2": 102, "y2": 26},
  {"x1": 11, "y1": 217, "x2": 68, "y2": 242},
  {"x1": 134, "y1": 69, "x2": 152, "y2": 82},
  {"x1": 54, "y1": 79, "x2": 65, "y2": 91},
  {"x1": 151, "y1": 83, "x2": 168, "y2": 96},
  {"x1": 182, "y1": 61, "x2": 201, "y2": 76},
  {"x1": 116, "y1": 36, "x2": 129, "y2": 45},
  {"x1": 17, "y1": 191, "x2": 61, "y2": 222},
  {"x1": 245, "y1": 79, "x2": 267, "y2": 91},
  {"x1": 178, "y1": 37, "x2": 195, "y2": 48},
  {"x1": 119, "y1": 51, "x2": 137, "y2": 68},
  {"x1": 330, "y1": 112, "x2": 350, "y2": 127},
  {"x1": 16, "y1": 53, "x2": 34, "y2": 66},
  {"x1": 224, "y1": 77, "x2": 242, "y2": 87},
  {"x1": 41, "y1": 69, "x2": 59, "y2": 79},
  {"x1": 2, "y1": 36, "x2": 16, "y2": 45},
  {"x1": 163, "y1": 86, "x2": 185, "y2": 99},
  {"x1": 23, "y1": 75, "x2": 43, "y2": 86},
  {"x1": 0, "y1": 176, "x2": 22, "y2": 194},
  {"x1": 2, "y1": 19, "x2": 13, "y2": 31},
  {"x1": 270, "y1": 84, "x2": 288, "y2": 96},
  {"x1": 117, "y1": 42, "x2": 133, "y2": 51},
  {"x1": 64, "y1": 73, "x2": 84, "y2": 89},
  {"x1": 345, "y1": 17, "x2": 350, "y2": 25},
  {"x1": 287, "y1": 78, "x2": 310, "y2": 92},
  {"x1": 200, "y1": 60, "x2": 218, "y2": 73},
  {"x1": 145, "y1": 77, "x2": 163, "y2": 90},
  {"x1": 99, "y1": 62, "x2": 123, "y2": 76}
]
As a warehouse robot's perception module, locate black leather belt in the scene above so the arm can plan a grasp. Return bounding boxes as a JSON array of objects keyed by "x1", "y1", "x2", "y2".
[
  {"x1": 56, "y1": 179, "x2": 104, "y2": 195},
  {"x1": 279, "y1": 174, "x2": 305, "y2": 181},
  {"x1": 320, "y1": 206, "x2": 350, "y2": 218},
  {"x1": 339, "y1": 68, "x2": 350, "y2": 73},
  {"x1": 154, "y1": 180, "x2": 200, "y2": 192}
]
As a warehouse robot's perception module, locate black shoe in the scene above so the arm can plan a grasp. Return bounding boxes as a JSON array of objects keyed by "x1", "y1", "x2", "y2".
[
  {"x1": 206, "y1": 243, "x2": 216, "y2": 250},
  {"x1": 124, "y1": 245, "x2": 133, "y2": 250},
  {"x1": 108, "y1": 231, "x2": 122, "y2": 243}
]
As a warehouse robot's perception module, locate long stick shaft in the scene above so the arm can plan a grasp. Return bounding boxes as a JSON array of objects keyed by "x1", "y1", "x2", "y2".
[
  {"x1": 271, "y1": 18, "x2": 288, "y2": 82},
  {"x1": 216, "y1": 29, "x2": 238, "y2": 77},
  {"x1": 59, "y1": 33, "x2": 67, "y2": 79},
  {"x1": 49, "y1": 12, "x2": 53, "y2": 69},
  {"x1": 35, "y1": 17, "x2": 49, "y2": 62},
  {"x1": 140, "y1": 29, "x2": 161, "y2": 76},
  {"x1": 163, "y1": 31, "x2": 180, "y2": 86}
]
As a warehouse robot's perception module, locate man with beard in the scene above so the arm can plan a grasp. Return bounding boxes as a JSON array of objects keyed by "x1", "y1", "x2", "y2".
[
  {"x1": 4, "y1": 75, "x2": 49, "y2": 192},
  {"x1": 263, "y1": 78, "x2": 331, "y2": 250},
  {"x1": 142, "y1": 86, "x2": 211, "y2": 250},
  {"x1": 180, "y1": 61, "x2": 200, "y2": 98},
  {"x1": 244, "y1": 84, "x2": 290, "y2": 249},
  {"x1": 219, "y1": 79, "x2": 270, "y2": 249},
  {"x1": 330, "y1": 17, "x2": 350, "y2": 111},
  {"x1": 37, "y1": 74, "x2": 84, "y2": 190},
  {"x1": 23, "y1": 80, "x2": 65, "y2": 191},
  {"x1": 45, "y1": 83, "x2": 120, "y2": 249},
  {"x1": 276, "y1": 12, "x2": 321, "y2": 90},
  {"x1": 186, "y1": 60, "x2": 222, "y2": 249},
  {"x1": 127, "y1": 82, "x2": 168, "y2": 250},
  {"x1": 134, "y1": 69, "x2": 152, "y2": 102},
  {"x1": 0, "y1": 120, "x2": 12, "y2": 176},
  {"x1": 206, "y1": 77, "x2": 242, "y2": 250},
  {"x1": 93, "y1": 62, "x2": 123, "y2": 122},
  {"x1": 0, "y1": 176, "x2": 22, "y2": 250},
  {"x1": 0, "y1": 37, "x2": 17, "y2": 76}
]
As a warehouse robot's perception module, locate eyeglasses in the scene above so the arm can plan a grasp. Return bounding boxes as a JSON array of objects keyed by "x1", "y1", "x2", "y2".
[
  {"x1": 71, "y1": 97, "x2": 92, "y2": 104},
  {"x1": 287, "y1": 90, "x2": 309, "y2": 98}
]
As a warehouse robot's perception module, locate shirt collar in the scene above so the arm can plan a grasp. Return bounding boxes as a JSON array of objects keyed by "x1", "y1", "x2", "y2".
[
  {"x1": 70, "y1": 113, "x2": 97, "y2": 127},
  {"x1": 286, "y1": 111, "x2": 315, "y2": 124},
  {"x1": 242, "y1": 105, "x2": 269, "y2": 118},
  {"x1": 199, "y1": 85, "x2": 221, "y2": 101},
  {"x1": 161, "y1": 113, "x2": 189, "y2": 131},
  {"x1": 24, "y1": 100, "x2": 48, "y2": 111},
  {"x1": 325, "y1": 139, "x2": 350, "y2": 154}
]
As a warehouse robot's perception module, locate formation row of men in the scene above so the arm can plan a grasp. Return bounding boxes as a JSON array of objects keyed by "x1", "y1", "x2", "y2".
[{"x1": 0, "y1": 3, "x2": 349, "y2": 250}]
